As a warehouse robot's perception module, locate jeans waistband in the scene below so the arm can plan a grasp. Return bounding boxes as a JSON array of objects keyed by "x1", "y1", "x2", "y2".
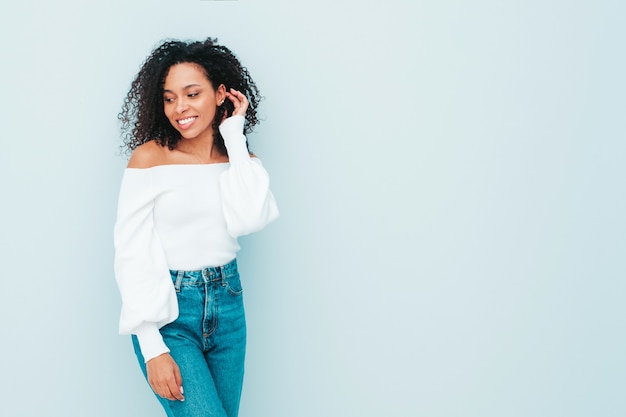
[{"x1": 170, "y1": 258, "x2": 238, "y2": 289}]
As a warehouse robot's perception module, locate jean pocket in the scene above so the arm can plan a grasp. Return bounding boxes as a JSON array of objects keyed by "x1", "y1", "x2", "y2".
[{"x1": 224, "y1": 273, "x2": 243, "y2": 296}]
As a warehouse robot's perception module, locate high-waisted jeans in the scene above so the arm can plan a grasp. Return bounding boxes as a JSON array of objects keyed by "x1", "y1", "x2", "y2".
[{"x1": 132, "y1": 258, "x2": 246, "y2": 417}]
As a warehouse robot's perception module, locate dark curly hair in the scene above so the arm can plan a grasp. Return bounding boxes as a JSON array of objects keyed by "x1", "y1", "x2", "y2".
[{"x1": 118, "y1": 37, "x2": 262, "y2": 156}]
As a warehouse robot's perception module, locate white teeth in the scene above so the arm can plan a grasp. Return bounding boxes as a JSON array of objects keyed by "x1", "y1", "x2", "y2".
[{"x1": 178, "y1": 117, "x2": 196, "y2": 125}]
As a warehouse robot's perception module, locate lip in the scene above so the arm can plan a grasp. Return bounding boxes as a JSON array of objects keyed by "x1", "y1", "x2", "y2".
[{"x1": 176, "y1": 116, "x2": 198, "y2": 130}]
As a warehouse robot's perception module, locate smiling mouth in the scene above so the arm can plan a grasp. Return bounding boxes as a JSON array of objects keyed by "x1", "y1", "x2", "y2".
[{"x1": 177, "y1": 116, "x2": 197, "y2": 126}]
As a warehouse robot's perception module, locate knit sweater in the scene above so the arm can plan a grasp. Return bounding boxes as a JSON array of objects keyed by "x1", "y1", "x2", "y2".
[{"x1": 114, "y1": 115, "x2": 279, "y2": 362}]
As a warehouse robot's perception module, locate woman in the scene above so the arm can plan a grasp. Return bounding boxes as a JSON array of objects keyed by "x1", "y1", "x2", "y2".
[{"x1": 114, "y1": 38, "x2": 279, "y2": 417}]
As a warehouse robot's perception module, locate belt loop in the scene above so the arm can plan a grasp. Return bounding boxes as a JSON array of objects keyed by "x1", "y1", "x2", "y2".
[
  {"x1": 174, "y1": 270, "x2": 184, "y2": 292},
  {"x1": 220, "y1": 264, "x2": 226, "y2": 285}
]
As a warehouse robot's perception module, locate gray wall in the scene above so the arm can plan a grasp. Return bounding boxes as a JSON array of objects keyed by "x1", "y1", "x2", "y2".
[{"x1": 1, "y1": 1, "x2": 624, "y2": 416}]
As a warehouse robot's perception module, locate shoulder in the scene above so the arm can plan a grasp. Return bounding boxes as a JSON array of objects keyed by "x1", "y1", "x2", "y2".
[{"x1": 127, "y1": 141, "x2": 169, "y2": 168}]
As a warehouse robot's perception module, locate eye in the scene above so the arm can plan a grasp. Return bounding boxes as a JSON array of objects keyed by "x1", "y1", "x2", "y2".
[
  {"x1": 188, "y1": 92, "x2": 199, "y2": 98},
  {"x1": 163, "y1": 97, "x2": 175, "y2": 103}
]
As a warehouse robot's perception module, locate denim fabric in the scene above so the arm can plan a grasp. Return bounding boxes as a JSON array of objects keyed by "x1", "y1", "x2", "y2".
[{"x1": 132, "y1": 258, "x2": 246, "y2": 417}]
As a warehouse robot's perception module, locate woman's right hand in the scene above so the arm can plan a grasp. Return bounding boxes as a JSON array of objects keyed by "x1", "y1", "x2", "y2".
[{"x1": 146, "y1": 353, "x2": 185, "y2": 401}]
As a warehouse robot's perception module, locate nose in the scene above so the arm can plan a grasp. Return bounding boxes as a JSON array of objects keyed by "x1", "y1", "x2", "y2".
[{"x1": 176, "y1": 97, "x2": 189, "y2": 113}]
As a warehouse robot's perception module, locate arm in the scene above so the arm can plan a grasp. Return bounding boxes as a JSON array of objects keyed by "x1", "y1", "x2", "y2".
[
  {"x1": 113, "y1": 169, "x2": 178, "y2": 361},
  {"x1": 114, "y1": 168, "x2": 185, "y2": 401},
  {"x1": 219, "y1": 115, "x2": 279, "y2": 237},
  {"x1": 218, "y1": 89, "x2": 279, "y2": 237}
]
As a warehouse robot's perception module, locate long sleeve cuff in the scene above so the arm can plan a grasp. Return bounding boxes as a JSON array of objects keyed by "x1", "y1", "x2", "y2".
[
  {"x1": 219, "y1": 115, "x2": 249, "y2": 165},
  {"x1": 134, "y1": 322, "x2": 170, "y2": 363}
]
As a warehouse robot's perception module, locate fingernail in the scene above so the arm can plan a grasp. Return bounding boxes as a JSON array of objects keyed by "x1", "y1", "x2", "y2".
[{"x1": 180, "y1": 386, "x2": 184, "y2": 394}]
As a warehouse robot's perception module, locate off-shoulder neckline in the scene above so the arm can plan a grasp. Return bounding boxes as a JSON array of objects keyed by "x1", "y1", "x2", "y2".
[{"x1": 126, "y1": 162, "x2": 230, "y2": 170}]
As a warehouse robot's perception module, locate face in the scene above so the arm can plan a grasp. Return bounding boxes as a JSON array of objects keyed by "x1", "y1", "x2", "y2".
[{"x1": 162, "y1": 62, "x2": 225, "y2": 141}]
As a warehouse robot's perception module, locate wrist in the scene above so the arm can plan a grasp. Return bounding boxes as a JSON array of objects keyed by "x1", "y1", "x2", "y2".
[
  {"x1": 220, "y1": 115, "x2": 249, "y2": 164},
  {"x1": 135, "y1": 322, "x2": 170, "y2": 363},
  {"x1": 219, "y1": 115, "x2": 245, "y2": 138}
]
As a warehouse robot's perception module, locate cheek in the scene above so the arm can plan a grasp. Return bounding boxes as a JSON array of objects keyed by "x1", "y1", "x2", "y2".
[
  {"x1": 202, "y1": 104, "x2": 217, "y2": 121},
  {"x1": 162, "y1": 107, "x2": 177, "y2": 127},
  {"x1": 165, "y1": 106, "x2": 179, "y2": 124}
]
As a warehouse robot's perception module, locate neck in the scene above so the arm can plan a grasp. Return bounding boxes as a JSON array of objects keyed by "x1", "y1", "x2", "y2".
[{"x1": 176, "y1": 132, "x2": 226, "y2": 164}]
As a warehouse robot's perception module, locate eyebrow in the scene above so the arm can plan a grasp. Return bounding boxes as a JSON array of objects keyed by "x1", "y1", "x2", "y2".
[{"x1": 163, "y1": 84, "x2": 203, "y2": 93}]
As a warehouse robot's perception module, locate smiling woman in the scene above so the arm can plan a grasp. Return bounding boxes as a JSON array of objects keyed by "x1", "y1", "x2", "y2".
[
  {"x1": 113, "y1": 38, "x2": 279, "y2": 417},
  {"x1": 119, "y1": 38, "x2": 261, "y2": 159}
]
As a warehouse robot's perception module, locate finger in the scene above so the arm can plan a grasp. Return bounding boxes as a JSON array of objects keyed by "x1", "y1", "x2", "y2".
[
  {"x1": 150, "y1": 379, "x2": 177, "y2": 401},
  {"x1": 165, "y1": 381, "x2": 184, "y2": 401},
  {"x1": 159, "y1": 368, "x2": 184, "y2": 401},
  {"x1": 151, "y1": 384, "x2": 174, "y2": 401},
  {"x1": 148, "y1": 379, "x2": 167, "y2": 399},
  {"x1": 225, "y1": 89, "x2": 246, "y2": 101},
  {"x1": 230, "y1": 89, "x2": 249, "y2": 105},
  {"x1": 156, "y1": 379, "x2": 182, "y2": 401},
  {"x1": 224, "y1": 93, "x2": 241, "y2": 115},
  {"x1": 158, "y1": 387, "x2": 176, "y2": 401},
  {"x1": 172, "y1": 364, "x2": 185, "y2": 401},
  {"x1": 224, "y1": 92, "x2": 241, "y2": 108},
  {"x1": 226, "y1": 89, "x2": 249, "y2": 116}
]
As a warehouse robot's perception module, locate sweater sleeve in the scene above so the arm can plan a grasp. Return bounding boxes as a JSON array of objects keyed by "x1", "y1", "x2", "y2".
[
  {"x1": 113, "y1": 169, "x2": 178, "y2": 362},
  {"x1": 219, "y1": 115, "x2": 280, "y2": 237}
]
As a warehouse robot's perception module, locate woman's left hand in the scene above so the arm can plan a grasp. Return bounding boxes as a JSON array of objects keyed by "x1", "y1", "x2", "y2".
[{"x1": 224, "y1": 88, "x2": 249, "y2": 117}]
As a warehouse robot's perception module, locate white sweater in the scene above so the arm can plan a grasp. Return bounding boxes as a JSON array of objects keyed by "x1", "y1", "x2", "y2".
[{"x1": 114, "y1": 116, "x2": 279, "y2": 362}]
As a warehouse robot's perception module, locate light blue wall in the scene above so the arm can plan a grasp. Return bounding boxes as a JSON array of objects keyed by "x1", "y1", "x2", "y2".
[{"x1": 1, "y1": 1, "x2": 624, "y2": 416}]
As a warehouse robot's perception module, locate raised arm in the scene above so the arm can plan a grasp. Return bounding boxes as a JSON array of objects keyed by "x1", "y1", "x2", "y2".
[{"x1": 219, "y1": 109, "x2": 279, "y2": 237}]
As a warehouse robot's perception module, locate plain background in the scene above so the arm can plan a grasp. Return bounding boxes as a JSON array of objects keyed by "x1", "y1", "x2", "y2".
[{"x1": 1, "y1": 1, "x2": 624, "y2": 416}]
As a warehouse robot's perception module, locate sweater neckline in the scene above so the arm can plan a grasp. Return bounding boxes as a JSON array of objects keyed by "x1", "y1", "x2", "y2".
[{"x1": 126, "y1": 162, "x2": 230, "y2": 171}]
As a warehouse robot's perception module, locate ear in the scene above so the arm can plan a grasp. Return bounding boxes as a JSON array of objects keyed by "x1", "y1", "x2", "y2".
[{"x1": 216, "y1": 84, "x2": 227, "y2": 106}]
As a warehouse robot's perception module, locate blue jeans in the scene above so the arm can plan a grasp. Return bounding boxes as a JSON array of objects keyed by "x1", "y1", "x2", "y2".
[{"x1": 132, "y1": 258, "x2": 246, "y2": 417}]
